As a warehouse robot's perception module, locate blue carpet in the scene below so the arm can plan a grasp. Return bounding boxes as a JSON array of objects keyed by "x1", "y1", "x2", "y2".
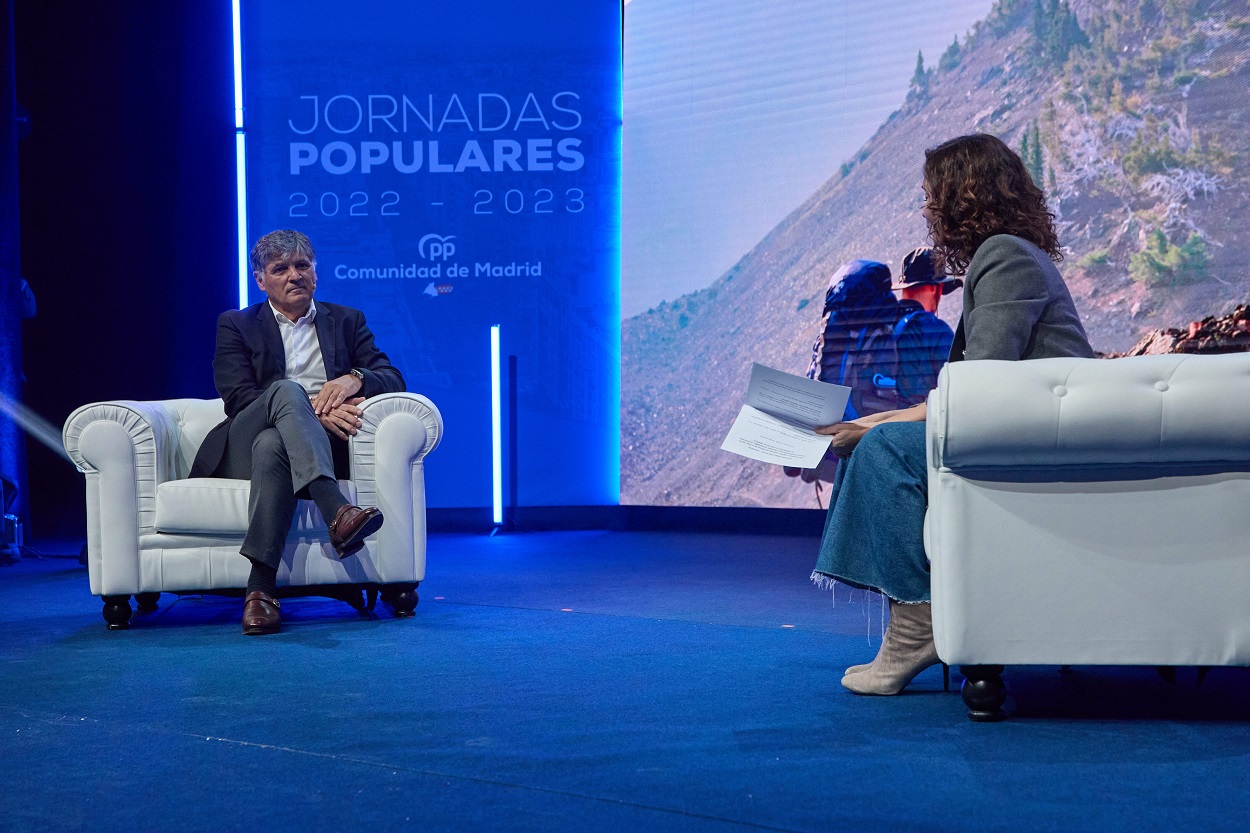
[{"x1": 2, "y1": 531, "x2": 1249, "y2": 831}]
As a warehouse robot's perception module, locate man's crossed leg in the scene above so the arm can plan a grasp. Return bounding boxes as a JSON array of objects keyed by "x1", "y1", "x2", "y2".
[{"x1": 219, "y1": 380, "x2": 383, "y2": 634}]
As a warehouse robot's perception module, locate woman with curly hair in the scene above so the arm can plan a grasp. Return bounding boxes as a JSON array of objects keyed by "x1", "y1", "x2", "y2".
[{"x1": 811, "y1": 133, "x2": 1093, "y2": 696}]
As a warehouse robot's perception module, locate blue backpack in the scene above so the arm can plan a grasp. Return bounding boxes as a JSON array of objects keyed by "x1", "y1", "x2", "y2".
[
  {"x1": 806, "y1": 260, "x2": 917, "y2": 419},
  {"x1": 836, "y1": 310, "x2": 930, "y2": 418}
]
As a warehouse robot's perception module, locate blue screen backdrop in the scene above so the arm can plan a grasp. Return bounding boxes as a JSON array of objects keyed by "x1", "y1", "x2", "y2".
[{"x1": 241, "y1": 1, "x2": 621, "y2": 508}]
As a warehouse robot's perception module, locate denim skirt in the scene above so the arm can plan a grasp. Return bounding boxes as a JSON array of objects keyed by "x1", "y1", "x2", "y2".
[{"x1": 810, "y1": 421, "x2": 930, "y2": 603}]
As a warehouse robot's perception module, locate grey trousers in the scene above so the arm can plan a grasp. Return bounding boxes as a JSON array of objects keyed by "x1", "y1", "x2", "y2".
[{"x1": 219, "y1": 380, "x2": 338, "y2": 569}]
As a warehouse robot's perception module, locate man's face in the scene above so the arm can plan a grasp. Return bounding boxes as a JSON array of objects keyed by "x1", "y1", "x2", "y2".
[
  {"x1": 899, "y1": 282, "x2": 943, "y2": 314},
  {"x1": 256, "y1": 250, "x2": 317, "y2": 315}
]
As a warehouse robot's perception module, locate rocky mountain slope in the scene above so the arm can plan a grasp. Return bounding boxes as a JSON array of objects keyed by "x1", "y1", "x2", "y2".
[
  {"x1": 1115, "y1": 303, "x2": 1250, "y2": 355},
  {"x1": 622, "y1": 0, "x2": 1250, "y2": 507}
]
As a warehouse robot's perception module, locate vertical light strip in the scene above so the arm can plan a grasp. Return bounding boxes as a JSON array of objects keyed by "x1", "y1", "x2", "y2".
[
  {"x1": 235, "y1": 134, "x2": 249, "y2": 308},
  {"x1": 611, "y1": 7, "x2": 623, "y2": 504},
  {"x1": 231, "y1": 0, "x2": 244, "y2": 128},
  {"x1": 231, "y1": 0, "x2": 249, "y2": 309},
  {"x1": 490, "y1": 325, "x2": 504, "y2": 524}
]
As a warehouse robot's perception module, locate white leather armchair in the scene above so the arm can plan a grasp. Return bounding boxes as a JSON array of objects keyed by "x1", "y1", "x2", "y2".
[
  {"x1": 62, "y1": 392, "x2": 442, "y2": 629},
  {"x1": 926, "y1": 352, "x2": 1250, "y2": 720}
]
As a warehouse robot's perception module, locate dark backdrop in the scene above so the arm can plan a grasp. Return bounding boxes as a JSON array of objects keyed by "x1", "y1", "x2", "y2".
[{"x1": 15, "y1": 1, "x2": 236, "y2": 540}]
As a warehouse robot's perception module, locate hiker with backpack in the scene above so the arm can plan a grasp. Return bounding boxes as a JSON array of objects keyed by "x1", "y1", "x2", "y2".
[
  {"x1": 787, "y1": 253, "x2": 958, "y2": 489},
  {"x1": 805, "y1": 259, "x2": 902, "y2": 417},
  {"x1": 785, "y1": 259, "x2": 900, "y2": 487},
  {"x1": 888, "y1": 246, "x2": 961, "y2": 406}
]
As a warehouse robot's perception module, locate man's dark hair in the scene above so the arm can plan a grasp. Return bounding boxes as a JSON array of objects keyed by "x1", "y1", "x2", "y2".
[
  {"x1": 923, "y1": 133, "x2": 1060, "y2": 275},
  {"x1": 250, "y1": 229, "x2": 316, "y2": 276}
]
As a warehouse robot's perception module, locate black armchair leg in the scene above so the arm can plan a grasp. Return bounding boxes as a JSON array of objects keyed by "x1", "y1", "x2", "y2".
[
  {"x1": 102, "y1": 595, "x2": 132, "y2": 630},
  {"x1": 380, "y1": 583, "x2": 419, "y2": 617},
  {"x1": 960, "y1": 664, "x2": 1006, "y2": 722}
]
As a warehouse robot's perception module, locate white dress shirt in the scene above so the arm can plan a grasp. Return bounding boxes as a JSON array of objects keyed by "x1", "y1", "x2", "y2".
[{"x1": 270, "y1": 300, "x2": 329, "y2": 395}]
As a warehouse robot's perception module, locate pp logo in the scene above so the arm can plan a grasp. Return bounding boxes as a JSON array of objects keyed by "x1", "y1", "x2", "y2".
[{"x1": 418, "y1": 233, "x2": 457, "y2": 262}]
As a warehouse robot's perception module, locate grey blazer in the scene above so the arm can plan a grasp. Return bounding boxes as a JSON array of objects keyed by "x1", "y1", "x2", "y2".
[{"x1": 949, "y1": 234, "x2": 1093, "y2": 362}]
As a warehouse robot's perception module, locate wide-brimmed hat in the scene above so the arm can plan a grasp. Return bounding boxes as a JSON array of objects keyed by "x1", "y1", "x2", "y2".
[{"x1": 891, "y1": 247, "x2": 963, "y2": 295}]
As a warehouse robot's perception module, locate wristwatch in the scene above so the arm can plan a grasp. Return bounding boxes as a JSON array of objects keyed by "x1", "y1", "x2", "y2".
[{"x1": 348, "y1": 368, "x2": 365, "y2": 383}]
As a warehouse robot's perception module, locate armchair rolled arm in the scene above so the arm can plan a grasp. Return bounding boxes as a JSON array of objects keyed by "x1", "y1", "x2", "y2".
[
  {"x1": 62, "y1": 400, "x2": 186, "y2": 594},
  {"x1": 351, "y1": 392, "x2": 443, "y2": 467},
  {"x1": 348, "y1": 392, "x2": 443, "y2": 581},
  {"x1": 63, "y1": 401, "x2": 186, "y2": 529},
  {"x1": 932, "y1": 353, "x2": 1250, "y2": 471}
]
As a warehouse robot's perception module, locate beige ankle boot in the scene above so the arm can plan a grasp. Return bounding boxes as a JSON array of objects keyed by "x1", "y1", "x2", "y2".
[
  {"x1": 841, "y1": 600, "x2": 940, "y2": 695},
  {"x1": 843, "y1": 594, "x2": 889, "y2": 678}
]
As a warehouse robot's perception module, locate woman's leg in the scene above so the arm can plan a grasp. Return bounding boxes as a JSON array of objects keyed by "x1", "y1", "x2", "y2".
[
  {"x1": 810, "y1": 422, "x2": 929, "y2": 603},
  {"x1": 809, "y1": 422, "x2": 940, "y2": 694}
]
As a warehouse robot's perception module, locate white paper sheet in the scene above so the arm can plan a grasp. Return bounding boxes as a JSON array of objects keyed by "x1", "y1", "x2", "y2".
[{"x1": 720, "y1": 364, "x2": 851, "y2": 467}]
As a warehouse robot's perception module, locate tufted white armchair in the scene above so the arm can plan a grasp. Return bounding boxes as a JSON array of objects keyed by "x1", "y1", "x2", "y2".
[
  {"x1": 63, "y1": 392, "x2": 442, "y2": 629},
  {"x1": 926, "y1": 352, "x2": 1250, "y2": 720}
]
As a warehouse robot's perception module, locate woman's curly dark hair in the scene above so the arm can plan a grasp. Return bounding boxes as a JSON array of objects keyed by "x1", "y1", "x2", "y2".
[{"x1": 923, "y1": 133, "x2": 1061, "y2": 275}]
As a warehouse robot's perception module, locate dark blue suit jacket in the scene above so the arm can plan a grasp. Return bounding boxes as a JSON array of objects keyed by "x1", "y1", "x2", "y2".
[{"x1": 190, "y1": 300, "x2": 405, "y2": 478}]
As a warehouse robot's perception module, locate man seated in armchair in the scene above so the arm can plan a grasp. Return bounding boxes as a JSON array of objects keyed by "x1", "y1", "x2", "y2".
[{"x1": 189, "y1": 229, "x2": 406, "y2": 635}]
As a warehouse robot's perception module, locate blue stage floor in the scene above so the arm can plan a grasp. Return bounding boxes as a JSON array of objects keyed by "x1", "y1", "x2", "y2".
[{"x1": 3, "y1": 530, "x2": 1249, "y2": 831}]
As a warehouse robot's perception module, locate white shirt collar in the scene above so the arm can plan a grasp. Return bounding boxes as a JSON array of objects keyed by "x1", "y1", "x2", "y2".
[{"x1": 269, "y1": 298, "x2": 317, "y2": 326}]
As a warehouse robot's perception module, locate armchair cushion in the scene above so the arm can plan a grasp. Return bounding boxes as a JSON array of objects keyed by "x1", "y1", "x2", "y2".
[{"x1": 154, "y1": 478, "x2": 357, "y2": 536}]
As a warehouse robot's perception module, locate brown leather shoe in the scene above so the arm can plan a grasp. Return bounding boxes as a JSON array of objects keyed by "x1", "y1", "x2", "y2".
[
  {"x1": 242, "y1": 590, "x2": 280, "y2": 636},
  {"x1": 327, "y1": 504, "x2": 384, "y2": 558}
]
